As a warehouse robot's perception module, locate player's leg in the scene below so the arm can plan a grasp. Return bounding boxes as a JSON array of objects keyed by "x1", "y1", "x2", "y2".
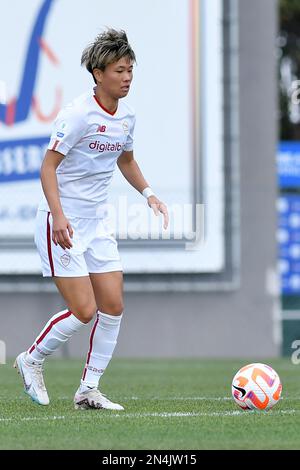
[
  {"x1": 27, "y1": 276, "x2": 96, "y2": 359},
  {"x1": 24, "y1": 211, "x2": 96, "y2": 362},
  {"x1": 81, "y1": 271, "x2": 123, "y2": 384},
  {"x1": 15, "y1": 277, "x2": 97, "y2": 405},
  {"x1": 15, "y1": 211, "x2": 98, "y2": 405},
  {"x1": 75, "y1": 271, "x2": 124, "y2": 410}
]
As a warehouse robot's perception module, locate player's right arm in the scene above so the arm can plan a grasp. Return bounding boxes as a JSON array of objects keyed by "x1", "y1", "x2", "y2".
[{"x1": 40, "y1": 150, "x2": 73, "y2": 250}]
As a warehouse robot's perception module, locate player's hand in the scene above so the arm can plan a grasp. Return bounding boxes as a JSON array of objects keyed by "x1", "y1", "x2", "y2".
[
  {"x1": 52, "y1": 213, "x2": 73, "y2": 250},
  {"x1": 147, "y1": 195, "x2": 169, "y2": 229}
]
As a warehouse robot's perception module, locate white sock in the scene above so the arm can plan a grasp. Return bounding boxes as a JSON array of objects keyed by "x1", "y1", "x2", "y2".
[
  {"x1": 26, "y1": 309, "x2": 86, "y2": 363},
  {"x1": 80, "y1": 311, "x2": 123, "y2": 391}
]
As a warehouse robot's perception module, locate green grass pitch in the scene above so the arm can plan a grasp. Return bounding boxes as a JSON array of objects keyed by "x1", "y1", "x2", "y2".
[{"x1": 0, "y1": 358, "x2": 300, "y2": 450}]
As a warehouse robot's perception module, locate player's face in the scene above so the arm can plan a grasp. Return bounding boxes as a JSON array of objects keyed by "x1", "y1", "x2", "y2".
[{"x1": 97, "y1": 57, "x2": 134, "y2": 99}]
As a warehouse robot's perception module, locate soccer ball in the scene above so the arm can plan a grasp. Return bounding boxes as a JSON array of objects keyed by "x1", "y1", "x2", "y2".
[{"x1": 231, "y1": 363, "x2": 282, "y2": 411}]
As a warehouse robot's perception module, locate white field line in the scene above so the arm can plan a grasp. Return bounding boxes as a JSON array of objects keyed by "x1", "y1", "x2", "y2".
[
  {"x1": 121, "y1": 396, "x2": 300, "y2": 401},
  {"x1": 2, "y1": 395, "x2": 300, "y2": 402},
  {"x1": 0, "y1": 415, "x2": 66, "y2": 422},
  {"x1": 120, "y1": 396, "x2": 300, "y2": 401},
  {"x1": 0, "y1": 395, "x2": 232, "y2": 401},
  {"x1": 48, "y1": 396, "x2": 300, "y2": 402},
  {"x1": 56, "y1": 396, "x2": 234, "y2": 401},
  {"x1": 0, "y1": 409, "x2": 298, "y2": 423}
]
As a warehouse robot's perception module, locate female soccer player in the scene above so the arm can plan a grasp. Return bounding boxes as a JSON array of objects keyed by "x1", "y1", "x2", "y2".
[{"x1": 14, "y1": 29, "x2": 169, "y2": 410}]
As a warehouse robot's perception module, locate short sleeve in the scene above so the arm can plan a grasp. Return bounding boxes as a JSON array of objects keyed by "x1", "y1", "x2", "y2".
[
  {"x1": 48, "y1": 107, "x2": 88, "y2": 156},
  {"x1": 123, "y1": 115, "x2": 136, "y2": 152}
]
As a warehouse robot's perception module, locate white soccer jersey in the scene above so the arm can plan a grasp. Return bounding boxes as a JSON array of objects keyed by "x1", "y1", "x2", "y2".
[{"x1": 38, "y1": 88, "x2": 135, "y2": 218}]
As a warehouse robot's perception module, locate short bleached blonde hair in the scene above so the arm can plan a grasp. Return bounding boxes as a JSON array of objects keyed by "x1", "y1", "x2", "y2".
[{"x1": 81, "y1": 28, "x2": 136, "y2": 83}]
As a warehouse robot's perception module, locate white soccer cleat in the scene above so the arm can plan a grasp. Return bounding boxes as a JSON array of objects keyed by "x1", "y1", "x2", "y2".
[
  {"x1": 74, "y1": 387, "x2": 124, "y2": 411},
  {"x1": 14, "y1": 352, "x2": 49, "y2": 406}
]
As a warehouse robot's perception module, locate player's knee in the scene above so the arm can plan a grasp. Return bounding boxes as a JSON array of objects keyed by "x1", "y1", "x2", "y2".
[
  {"x1": 72, "y1": 302, "x2": 97, "y2": 324},
  {"x1": 101, "y1": 301, "x2": 124, "y2": 316}
]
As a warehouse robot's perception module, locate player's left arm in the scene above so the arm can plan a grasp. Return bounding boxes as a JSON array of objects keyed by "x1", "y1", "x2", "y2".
[{"x1": 117, "y1": 150, "x2": 169, "y2": 229}]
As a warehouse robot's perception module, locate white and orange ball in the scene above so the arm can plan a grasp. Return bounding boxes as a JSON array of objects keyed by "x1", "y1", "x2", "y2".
[{"x1": 231, "y1": 363, "x2": 282, "y2": 411}]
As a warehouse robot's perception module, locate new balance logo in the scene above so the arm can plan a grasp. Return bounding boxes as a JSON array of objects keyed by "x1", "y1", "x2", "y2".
[{"x1": 97, "y1": 125, "x2": 106, "y2": 133}]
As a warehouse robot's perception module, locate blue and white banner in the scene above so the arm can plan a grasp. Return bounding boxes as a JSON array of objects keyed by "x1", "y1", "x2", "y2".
[
  {"x1": 278, "y1": 195, "x2": 300, "y2": 294},
  {"x1": 0, "y1": 0, "x2": 62, "y2": 237},
  {"x1": 0, "y1": 0, "x2": 224, "y2": 275},
  {"x1": 278, "y1": 141, "x2": 300, "y2": 188}
]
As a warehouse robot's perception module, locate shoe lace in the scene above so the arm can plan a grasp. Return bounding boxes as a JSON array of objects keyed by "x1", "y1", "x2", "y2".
[{"x1": 31, "y1": 364, "x2": 47, "y2": 391}]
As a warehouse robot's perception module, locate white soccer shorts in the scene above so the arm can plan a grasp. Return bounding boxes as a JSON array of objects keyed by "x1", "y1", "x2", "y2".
[{"x1": 34, "y1": 211, "x2": 122, "y2": 277}]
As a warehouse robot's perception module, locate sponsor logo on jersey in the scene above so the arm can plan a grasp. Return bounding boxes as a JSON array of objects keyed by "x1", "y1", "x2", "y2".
[
  {"x1": 56, "y1": 132, "x2": 64, "y2": 138},
  {"x1": 97, "y1": 125, "x2": 106, "y2": 133},
  {"x1": 89, "y1": 141, "x2": 125, "y2": 153}
]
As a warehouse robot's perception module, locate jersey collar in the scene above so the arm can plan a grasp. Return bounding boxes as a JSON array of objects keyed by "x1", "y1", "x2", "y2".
[{"x1": 93, "y1": 91, "x2": 118, "y2": 116}]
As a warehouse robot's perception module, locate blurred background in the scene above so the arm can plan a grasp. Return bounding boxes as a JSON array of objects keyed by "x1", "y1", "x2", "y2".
[{"x1": 0, "y1": 0, "x2": 297, "y2": 360}]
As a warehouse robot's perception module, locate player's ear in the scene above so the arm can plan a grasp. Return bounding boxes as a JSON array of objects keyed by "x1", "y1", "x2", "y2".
[{"x1": 93, "y1": 68, "x2": 103, "y2": 84}]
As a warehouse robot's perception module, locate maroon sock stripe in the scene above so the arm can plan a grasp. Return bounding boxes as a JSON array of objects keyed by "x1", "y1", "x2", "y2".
[
  {"x1": 29, "y1": 310, "x2": 72, "y2": 354},
  {"x1": 47, "y1": 212, "x2": 55, "y2": 277},
  {"x1": 82, "y1": 315, "x2": 99, "y2": 381}
]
